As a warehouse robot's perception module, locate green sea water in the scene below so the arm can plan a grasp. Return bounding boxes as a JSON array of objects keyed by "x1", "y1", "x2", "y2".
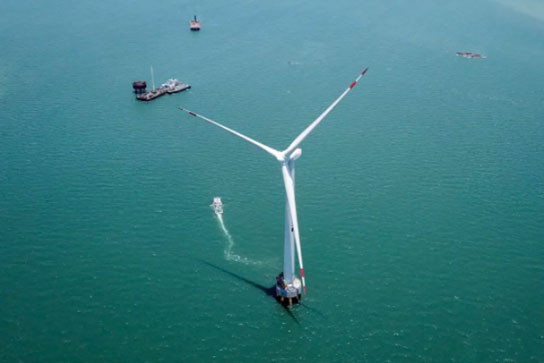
[{"x1": 1, "y1": 0, "x2": 543, "y2": 361}]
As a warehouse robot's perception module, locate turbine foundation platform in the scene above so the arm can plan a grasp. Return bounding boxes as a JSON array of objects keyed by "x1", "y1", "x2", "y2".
[{"x1": 275, "y1": 274, "x2": 302, "y2": 307}]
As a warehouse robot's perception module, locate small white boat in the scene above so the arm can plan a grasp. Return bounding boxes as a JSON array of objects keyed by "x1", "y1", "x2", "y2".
[
  {"x1": 190, "y1": 15, "x2": 201, "y2": 31},
  {"x1": 211, "y1": 197, "x2": 223, "y2": 215}
]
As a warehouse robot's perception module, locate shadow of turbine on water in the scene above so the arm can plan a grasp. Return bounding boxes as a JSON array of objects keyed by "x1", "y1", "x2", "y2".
[{"x1": 199, "y1": 259, "x2": 301, "y2": 324}]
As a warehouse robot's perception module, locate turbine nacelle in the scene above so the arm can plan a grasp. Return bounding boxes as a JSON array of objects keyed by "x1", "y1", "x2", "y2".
[{"x1": 289, "y1": 148, "x2": 302, "y2": 161}]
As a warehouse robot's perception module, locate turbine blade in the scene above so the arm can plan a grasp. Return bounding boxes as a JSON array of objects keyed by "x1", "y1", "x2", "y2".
[
  {"x1": 281, "y1": 164, "x2": 307, "y2": 294},
  {"x1": 178, "y1": 107, "x2": 281, "y2": 159},
  {"x1": 283, "y1": 68, "x2": 369, "y2": 156}
]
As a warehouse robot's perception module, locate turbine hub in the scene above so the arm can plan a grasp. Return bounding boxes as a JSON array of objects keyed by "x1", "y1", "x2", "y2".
[{"x1": 275, "y1": 152, "x2": 286, "y2": 162}]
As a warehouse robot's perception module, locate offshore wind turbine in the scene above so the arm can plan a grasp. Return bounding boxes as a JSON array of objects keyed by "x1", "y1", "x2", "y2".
[{"x1": 179, "y1": 68, "x2": 368, "y2": 305}]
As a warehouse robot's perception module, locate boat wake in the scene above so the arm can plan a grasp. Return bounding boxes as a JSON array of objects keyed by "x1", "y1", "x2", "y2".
[{"x1": 215, "y1": 213, "x2": 262, "y2": 266}]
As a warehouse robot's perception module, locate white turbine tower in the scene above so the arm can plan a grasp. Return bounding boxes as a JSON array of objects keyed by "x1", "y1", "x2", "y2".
[{"x1": 179, "y1": 68, "x2": 368, "y2": 305}]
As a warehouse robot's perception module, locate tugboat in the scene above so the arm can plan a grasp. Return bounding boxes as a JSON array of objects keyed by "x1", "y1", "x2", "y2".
[
  {"x1": 190, "y1": 15, "x2": 201, "y2": 31},
  {"x1": 211, "y1": 197, "x2": 223, "y2": 215},
  {"x1": 160, "y1": 78, "x2": 191, "y2": 94}
]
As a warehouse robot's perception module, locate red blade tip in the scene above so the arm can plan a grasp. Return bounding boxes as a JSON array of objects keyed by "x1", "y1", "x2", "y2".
[{"x1": 362, "y1": 68, "x2": 368, "y2": 75}]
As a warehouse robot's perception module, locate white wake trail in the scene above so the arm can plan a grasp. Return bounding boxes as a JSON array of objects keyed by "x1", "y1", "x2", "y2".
[{"x1": 216, "y1": 213, "x2": 262, "y2": 265}]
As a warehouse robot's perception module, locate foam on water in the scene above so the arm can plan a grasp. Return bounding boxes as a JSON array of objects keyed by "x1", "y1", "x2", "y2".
[{"x1": 215, "y1": 213, "x2": 262, "y2": 266}]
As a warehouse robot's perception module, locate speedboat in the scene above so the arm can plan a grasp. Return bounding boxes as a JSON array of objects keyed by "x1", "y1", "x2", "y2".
[{"x1": 211, "y1": 197, "x2": 223, "y2": 215}]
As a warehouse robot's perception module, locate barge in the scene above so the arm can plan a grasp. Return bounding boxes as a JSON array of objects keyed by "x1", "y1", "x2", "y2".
[
  {"x1": 456, "y1": 51, "x2": 486, "y2": 59},
  {"x1": 136, "y1": 78, "x2": 191, "y2": 102}
]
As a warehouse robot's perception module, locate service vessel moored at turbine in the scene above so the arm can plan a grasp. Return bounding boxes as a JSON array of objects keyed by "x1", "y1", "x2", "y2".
[{"x1": 180, "y1": 68, "x2": 369, "y2": 306}]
